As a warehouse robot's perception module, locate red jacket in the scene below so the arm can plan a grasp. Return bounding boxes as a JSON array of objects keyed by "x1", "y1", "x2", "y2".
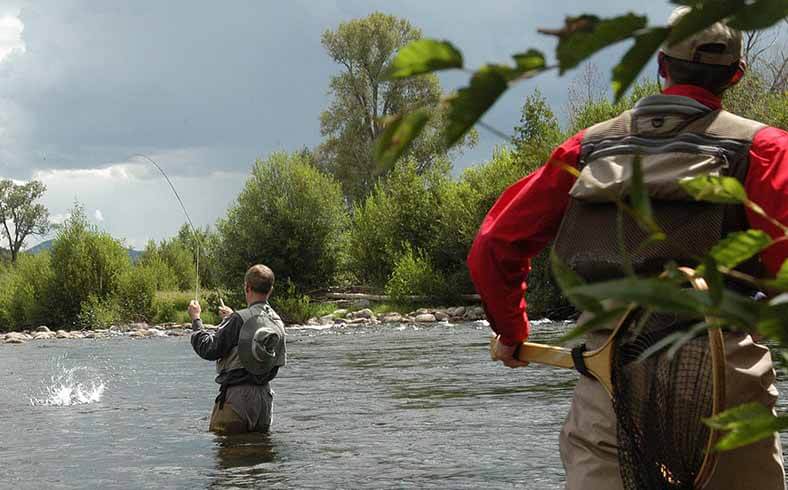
[{"x1": 467, "y1": 85, "x2": 788, "y2": 346}]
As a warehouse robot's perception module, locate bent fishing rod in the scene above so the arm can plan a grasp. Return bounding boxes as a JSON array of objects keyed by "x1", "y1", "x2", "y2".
[{"x1": 130, "y1": 153, "x2": 205, "y2": 303}]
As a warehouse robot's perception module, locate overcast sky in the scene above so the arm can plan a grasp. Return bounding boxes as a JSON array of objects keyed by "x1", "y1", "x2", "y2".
[{"x1": 0, "y1": 1, "x2": 698, "y2": 249}]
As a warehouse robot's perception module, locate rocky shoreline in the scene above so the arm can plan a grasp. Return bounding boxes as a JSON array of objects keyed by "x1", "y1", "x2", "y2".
[{"x1": 0, "y1": 306, "x2": 487, "y2": 345}]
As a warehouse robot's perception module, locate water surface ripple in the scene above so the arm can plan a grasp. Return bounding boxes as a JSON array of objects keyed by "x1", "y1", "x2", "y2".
[{"x1": 1, "y1": 321, "x2": 786, "y2": 489}]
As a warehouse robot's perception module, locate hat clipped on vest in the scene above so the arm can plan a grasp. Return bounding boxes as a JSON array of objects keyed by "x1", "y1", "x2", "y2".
[
  {"x1": 238, "y1": 312, "x2": 286, "y2": 375},
  {"x1": 662, "y1": 6, "x2": 743, "y2": 66}
]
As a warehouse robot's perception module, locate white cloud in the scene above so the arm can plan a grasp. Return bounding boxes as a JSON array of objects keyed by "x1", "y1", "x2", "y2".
[
  {"x1": 0, "y1": 14, "x2": 25, "y2": 65},
  {"x1": 49, "y1": 212, "x2": 69, "y2": 225},
  {"x1": 36, "y1": 164, "x2": 246, "y2": 249}
]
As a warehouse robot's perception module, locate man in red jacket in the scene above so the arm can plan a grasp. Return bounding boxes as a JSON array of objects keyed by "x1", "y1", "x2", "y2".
[{"x1": 468, "y1": 7, "x2": 787, "y2": 489}]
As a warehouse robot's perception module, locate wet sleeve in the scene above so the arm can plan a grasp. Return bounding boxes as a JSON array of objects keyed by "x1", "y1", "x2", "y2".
[
  {"x1": 190, "y1": 314, "x2": 242, "y2": 361},
  {"x1": 467, "y1": 131, "x2": 584, "y2": 345},
  {"x1": 744, "y1": 127, "x2": 788, "y2": 277}
]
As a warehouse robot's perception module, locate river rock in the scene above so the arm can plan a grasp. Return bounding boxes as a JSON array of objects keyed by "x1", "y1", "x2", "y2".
[
  {"x1": 435, "y1": 311, "x2": 450, "y2": 321},
  {"x1": 56, "y1": 330, "x2": 71, "y2": 339},
  {"x1": 415, "y1": 313, "x2": 437, "y2": 323},
  {"x1": 347, "y1": 317, "x2": 370, "y2": 325},
  {"x1": 36, "y1": 325, "x2": 51, "y2": 333},
  {"x1": 415, "y1": 308, "x2": 431, "y2": 316},
  {"x1": 332, "y1": 309, "x2": 348, "y2": 317},
  {"x1": 5, "y1": 337, "x2": 25, "y2": 344},
  {"x1": 306, "y1": 317, "x2": 320, "y2": 326},
  {"x1": 128, "y1": 322, "x2": 149, "y2": 331},
  {"x1": 6, "y1": 332, "x2": 27, "y2": 341},
  {"x1": 71, "y1": 332, "x2": 85, "y2": 339},
  {"x1": 448, "y1": 306, "x2": 466, "y2": 318},
  {"x1": 464, "y1": 306, "x2": 485, "y2": 321},
  {"x1": 319, "y1": 315, "x2": 335, "y2": 325},
  {"x1": 381, "y1": 312, "x2": 403, "y2": 323},
  {"x1": 353, "y1": 308, "x2": 374, "y2": 320}
]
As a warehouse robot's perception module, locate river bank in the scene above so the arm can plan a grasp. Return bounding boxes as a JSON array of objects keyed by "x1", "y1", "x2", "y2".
[{"x1": 0, "y1": 305, "x2": 488, "y2": 344}]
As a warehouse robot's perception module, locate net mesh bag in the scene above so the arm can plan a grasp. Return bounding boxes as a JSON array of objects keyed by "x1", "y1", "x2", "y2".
[{"x1": 611, "y1": 313, "x2": 716, "y2": 489}]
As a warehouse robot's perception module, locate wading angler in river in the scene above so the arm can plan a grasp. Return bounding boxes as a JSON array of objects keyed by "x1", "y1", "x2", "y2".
[
  {"x1": 472, "y1": 7, "x2": 788, "y2": 489},
  {"x1": 189, "y1": 264, "x2": 286, "y2": 434}
]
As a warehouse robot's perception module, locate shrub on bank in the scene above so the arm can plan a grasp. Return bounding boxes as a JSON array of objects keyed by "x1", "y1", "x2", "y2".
[
  {"x1": 0, "y1": 252, "x2": 53, "y2": 330},
  {"x1": 348, "y1": 160, "x2": 449, "y2": 287},
  {"x1": 216, "y1": 151, "x2": 349, "y2": 292},
  {"x1": 384, "y1": 246, "x2": 447, "y2": 301},
  {"x1": 152, "y1": 290, "x2": 219, "y2": 325},
  {"x1": 49, "y1": 205, "x2": 132, "y2": 327}
]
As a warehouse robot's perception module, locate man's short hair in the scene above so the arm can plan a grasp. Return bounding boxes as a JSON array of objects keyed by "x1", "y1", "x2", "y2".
[
  {"x1": 245, "y1": 264, "x2": 275, "y2": 295},
  {"x1": 662, "y1": 52, "x2": 741, "y2": 95}
]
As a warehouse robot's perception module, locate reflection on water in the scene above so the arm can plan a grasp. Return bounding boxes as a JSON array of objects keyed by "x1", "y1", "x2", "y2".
[{"x1": 210, "y1": 433, "x2": 285, "y2": 488}]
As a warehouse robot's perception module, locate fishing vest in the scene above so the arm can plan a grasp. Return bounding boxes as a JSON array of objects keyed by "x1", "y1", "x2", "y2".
[
  {"x1": 216, "y1": 302, "x2": 286, "y2": 375},
  {"x1": 553, "y1": 94, "x2": 766, "y2": 283}
]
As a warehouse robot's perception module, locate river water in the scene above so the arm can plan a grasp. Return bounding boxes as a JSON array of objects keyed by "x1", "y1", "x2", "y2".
[{"x1": 1, "y1": 320, "x2": 786, "y2": 489}]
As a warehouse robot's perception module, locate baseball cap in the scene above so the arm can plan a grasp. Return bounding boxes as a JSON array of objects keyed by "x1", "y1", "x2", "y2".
[{"x1": 662, "y1": 6, "x2": 743, "y2": 66}]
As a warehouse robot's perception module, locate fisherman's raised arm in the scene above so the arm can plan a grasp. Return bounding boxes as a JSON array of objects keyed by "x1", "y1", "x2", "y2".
[{"x1": 189, "y1": 300, "x2": 241, "y2": 361}]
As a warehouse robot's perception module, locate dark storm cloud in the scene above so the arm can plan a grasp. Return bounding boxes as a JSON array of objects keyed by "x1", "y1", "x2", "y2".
[{"x1": 0, "y1": 0, "x2": 678, "y2": 179}]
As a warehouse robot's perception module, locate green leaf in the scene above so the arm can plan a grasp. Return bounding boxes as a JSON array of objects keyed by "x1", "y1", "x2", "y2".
[
  {"x1": 569, "y1": 277, "x2": 704, "y2": 316},
  {"x1": 756, "y1": 298, "x2": 788, "y2": 345},
  {"x1": 443, "y1": 66, "x2": 508, "y2": 148},
  {"x1": 704, "y1": 402, "x2": 788, "y2": 451},
  {"x1": 628, "y1": 155, "x2": 663, "y2": 234},
  {"x1": 679, "y1": 175, "x2": 748, "y2": 204},
  {"x1": 373, "y1": 110, "x2": 431, "y2": 173},
  {"x1": 727, "y1": 0, "x2": 788, "y2": 30},
  {"x1": 550, "y1": 250, "x2": 603, "y2": 314},
  {"x1": 706, "y1": 229, "x2": 772, "y2": 270},
  {"x1": 765, "y1": 259, "x2": 788, "y2": 291},
  {"x1": 612, "y1": 27, "x2": 669, "y2": 101},
  {"x1": 441, "y1": 51, "x2": 546, "y2": 147},
  {"x1": 550, "y1": 14, "x2": 648, "y2": 74},
  {"x1": 386, "y1": 39, "x2": 463, "y2": 79},
  {"x1": 637, "y1": 321, "x2": 708, "y2": 362},
  {"x1": 560, "y1": 307, "x2": 631, "y2": 342},
  {"x1": 512, "y1": 49, "x2": 547, "y2": 74},
  {"x1": 702, "y1": 256, "x2": 724, "y2": 306}
]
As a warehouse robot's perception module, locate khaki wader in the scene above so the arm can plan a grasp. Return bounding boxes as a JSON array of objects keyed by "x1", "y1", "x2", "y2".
[
  {"x1": 559, "y1": 330, "x2": 785, "y2": 489},
  {"x1": 209, "y1": 383, "x2": 274, "y2": 434}
]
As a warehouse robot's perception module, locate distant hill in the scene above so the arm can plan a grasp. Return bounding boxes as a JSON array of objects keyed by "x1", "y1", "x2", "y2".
[{"x1": 27, "y1": 239, "x2": 143, "y2": 263}]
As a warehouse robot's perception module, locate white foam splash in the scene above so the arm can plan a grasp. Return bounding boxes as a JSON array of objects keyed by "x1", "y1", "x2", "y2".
[
  {"x1": 530, "y1": 318, "x2": 553, "y2": 326},
  {"x1": 288, "y1": 324, "x2": 335, "y2": 331},
  {"x1": 30, "y1": 366, "x2": 105, "y2": 407}
]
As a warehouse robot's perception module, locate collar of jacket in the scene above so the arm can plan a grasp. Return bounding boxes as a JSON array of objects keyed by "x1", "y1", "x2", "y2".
[{"x1": 662, "y1": 84, "x2": 722, "y2": 111}]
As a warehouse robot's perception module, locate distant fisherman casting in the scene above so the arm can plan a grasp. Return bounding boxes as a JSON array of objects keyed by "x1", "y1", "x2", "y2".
[{"x1": 189, "y1": 264, "x2": 287, "y2": 434}]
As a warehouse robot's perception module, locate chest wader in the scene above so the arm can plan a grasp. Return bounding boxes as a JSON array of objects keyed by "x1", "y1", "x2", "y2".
[{"x1": 214, "y1": 303, "x2": 285, "y2": 409}]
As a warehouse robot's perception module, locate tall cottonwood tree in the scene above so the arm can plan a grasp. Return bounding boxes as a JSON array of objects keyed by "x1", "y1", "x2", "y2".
[
  {"x1": 317, "y1": 12, "x2": 472, "y2": 202},
  {"x1": 0, "y1": 179, "x2": 50, "y2": 262}
]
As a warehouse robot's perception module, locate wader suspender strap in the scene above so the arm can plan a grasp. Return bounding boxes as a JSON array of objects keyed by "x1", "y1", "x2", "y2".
[{"x1": 571, "y1": 344, "x2": 593, "y2": 379}]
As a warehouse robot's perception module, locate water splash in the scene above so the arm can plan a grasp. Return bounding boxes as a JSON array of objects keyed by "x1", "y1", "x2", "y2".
[{"x1": 30, "y1": 365, "x2": 105, "y2": 407}]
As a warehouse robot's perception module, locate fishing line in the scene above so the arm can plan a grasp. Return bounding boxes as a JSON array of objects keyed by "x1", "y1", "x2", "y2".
[{"x1": 130, "y1": 153, "x2": 203, "y2": 301}]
